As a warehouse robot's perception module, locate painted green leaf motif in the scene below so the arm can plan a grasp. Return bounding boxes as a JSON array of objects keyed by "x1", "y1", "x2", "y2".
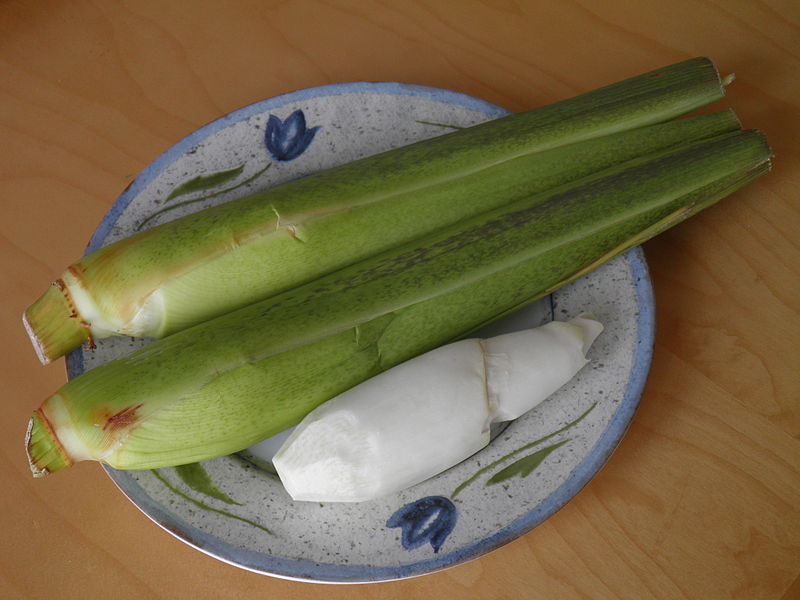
[
  {"x1": 166, "y1": 165, "x2": 245, "y2": 201},
  {"x1": 451, "y1": 403, "x2": 596, "y2": 498},
  {"x1": 136, "y1": 163, "x2": 270, "y2": 231},
  {"x1": 415, "y1": 120, "x2": 465, "y2": 130},
  {"x1": 174, "y1": 462, "x2": 242, "y2": 505},
  {"x1": 152, "y1": 470, "x2": 272, "y2": 535},
  {"x1": 486, "y1": 439, "x2": 571, "y2": 486}
]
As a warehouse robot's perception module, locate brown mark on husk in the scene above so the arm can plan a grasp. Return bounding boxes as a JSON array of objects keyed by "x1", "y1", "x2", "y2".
[
  {"x1": 103, "y1": 403, "x2": 144, "y2": 432},
  {"x1": 54, "y1": 276, "x2": 80, "y2": 321}
]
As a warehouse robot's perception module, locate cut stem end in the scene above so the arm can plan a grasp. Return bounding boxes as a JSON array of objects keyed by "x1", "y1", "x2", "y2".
[
  {"x1": 23, "y1": 283, "x2": 90, "y2": 365},
  {"x1": 26, "y1": 410, "x2": 72, "y2": 477}
]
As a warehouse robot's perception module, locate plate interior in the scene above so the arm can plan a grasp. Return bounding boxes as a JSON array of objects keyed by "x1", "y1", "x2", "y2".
[{"x1": 65, "y1": 82, "x2": 653, "y2": 583}]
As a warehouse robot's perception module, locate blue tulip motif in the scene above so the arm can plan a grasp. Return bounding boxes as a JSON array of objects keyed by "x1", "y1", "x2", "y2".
[
  {"x1": 386, "y1": 496, "x2": 457, "y2": 553},
  {"x1": 264, "y1": 109, "x2": 320, "y2": 161}
]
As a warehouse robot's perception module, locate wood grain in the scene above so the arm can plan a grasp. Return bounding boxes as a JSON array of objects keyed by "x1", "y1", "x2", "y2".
[{"x1": 1, "y1": 1, "x2": 798, "y2": 598}]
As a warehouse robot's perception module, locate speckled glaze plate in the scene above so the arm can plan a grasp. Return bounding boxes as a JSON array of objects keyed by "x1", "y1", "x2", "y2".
[{"x1": 66, "y1": 83, "x2": 654, "y2": 583}]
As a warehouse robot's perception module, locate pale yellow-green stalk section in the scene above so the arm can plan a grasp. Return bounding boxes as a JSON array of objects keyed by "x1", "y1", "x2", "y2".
[
  {"x1": 26, "y1": 128, "x2": 772, "y2": 475},
  {"x1": 24, "y1": 57, "x2": 730, "y2": 363}
]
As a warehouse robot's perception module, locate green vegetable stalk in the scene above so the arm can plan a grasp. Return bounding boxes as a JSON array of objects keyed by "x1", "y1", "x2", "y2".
[
  {"x1": 26, "y1": 128, "x2": 771, "y2": 475},
  {"x1": 24, "y1": 57, "x2": 730, "y2": 364}
]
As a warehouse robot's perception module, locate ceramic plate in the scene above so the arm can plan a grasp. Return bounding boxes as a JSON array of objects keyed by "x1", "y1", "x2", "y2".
[{"x1": 66, "y1": 83, "x2": 654, "y2": 583}]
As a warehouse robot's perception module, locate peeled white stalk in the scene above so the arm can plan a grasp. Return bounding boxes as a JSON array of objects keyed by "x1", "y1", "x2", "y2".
[{"x1": 272, "y1": 314, "x2": 603, "y2": 502}]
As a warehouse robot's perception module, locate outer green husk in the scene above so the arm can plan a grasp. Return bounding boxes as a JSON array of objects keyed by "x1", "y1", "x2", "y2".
[
  {"x1": 27, "y1": 128, "x2": 771, "y2": 475},
  {"x1": 24, "y1": 57, "x2": 730, "y2": 363}
]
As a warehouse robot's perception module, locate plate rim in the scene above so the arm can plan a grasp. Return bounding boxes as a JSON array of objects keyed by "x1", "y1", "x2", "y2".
[{"x1": 66, "y1": 81, "x2": 654, "y2": 583}]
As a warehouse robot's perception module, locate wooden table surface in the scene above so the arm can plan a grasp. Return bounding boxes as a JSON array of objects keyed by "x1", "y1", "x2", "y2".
[{"x1": 1, "y1": 1, "x2": 798, "y2": 598}]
